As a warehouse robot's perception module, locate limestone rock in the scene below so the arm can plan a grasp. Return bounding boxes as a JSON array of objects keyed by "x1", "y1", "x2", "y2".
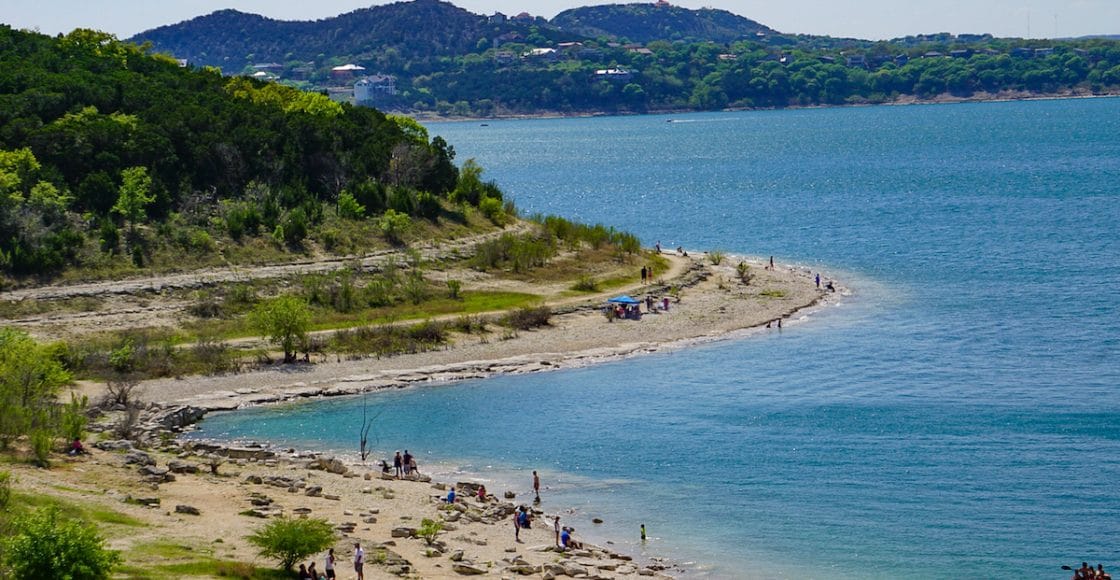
[
  {"x1": 168, "y1": 460, "x2": 200, "y2": 474},
  {"x1": 391, "y1": 527, "x2": 417, "y2": 538},
  {"x1": 94, "y1": 440, "x2": 134, "y2": 451},
  {"x1": 452, "y1": 563, "x2": 487, "y2": 575},
  {"x1": 304, "y1": 486, "x2": 323, "y2": 497},
  {"x1": 124, "y1": 450, "x2": 154, "y2": 466},
  {"x1": 449, "y1": 550, "x2": 464, "y2": 562},
  {"x1": 174, "y1": 504, "x2": 200, "y2": 515}
]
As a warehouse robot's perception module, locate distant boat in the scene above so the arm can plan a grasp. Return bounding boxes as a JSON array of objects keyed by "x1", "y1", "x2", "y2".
[{"x1": 480, "y1": 123, "x2": 489, "y2": 127}]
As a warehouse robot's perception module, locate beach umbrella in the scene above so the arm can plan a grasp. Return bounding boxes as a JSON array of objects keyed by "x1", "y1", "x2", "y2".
[{"x1": 607, "y1": 295, "x2": 641, "y2": 304}]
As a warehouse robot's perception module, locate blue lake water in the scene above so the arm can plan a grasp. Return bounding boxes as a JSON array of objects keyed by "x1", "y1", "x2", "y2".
[{"x1": 192, "y1": 99, "x2": 1120, "y2": 578}]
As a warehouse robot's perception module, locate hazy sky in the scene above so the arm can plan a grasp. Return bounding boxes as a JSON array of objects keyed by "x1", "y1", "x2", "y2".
[{"x1": 3, "y1": 0, "x2": 1118, "y2": 40}]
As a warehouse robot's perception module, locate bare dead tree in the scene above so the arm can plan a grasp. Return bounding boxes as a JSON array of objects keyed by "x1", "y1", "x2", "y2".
[{"x1": 358, "y1": 398, "x2": 382, "y2": 462}]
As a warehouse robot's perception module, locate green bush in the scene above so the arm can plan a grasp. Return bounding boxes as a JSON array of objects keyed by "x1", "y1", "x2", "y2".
[
  {"x1": 572, "y1": 275, "x2": 599, "y2": 292},
  {"x1": 0, "y1": 470, "x2": 11, "y2": 510},
  {"x1": 31, "y1": 430, "x2": 51, "y2": 468},
  {"x1": 246, "y1": 517, "x2": 335, "y2": 571},
  {"x1": 3, "y1": 506, "x2": 121, "y2": 579},
  {"x1": 478, "y1": 195, "x2": 506, "y2": 225},
  {"x1": 708, "y1": 250, "x2": 725, "y2": 265},
  {"x1": 502, "y1": 306, "x2": 552, "y2": 330},
  {"x1": 378, "y1": 209, "x2": 411, "y2": 245},
  {"x1": 446, "y1": 279, "x2": 462, "y2": 299},
  {"x1": 417, "y1": 518, "x2": 443, "y2": 546},
  {"x1": 61, "y1": 393, "x2": 88, "y2": 442},
  {"x1": 337, "y1": 190, "x2": 366, "y2": 219}
]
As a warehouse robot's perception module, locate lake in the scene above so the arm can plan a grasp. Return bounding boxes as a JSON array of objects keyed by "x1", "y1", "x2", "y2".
[{"x1": 192, "y1": 98, "x2": 1120, "y2": 578}]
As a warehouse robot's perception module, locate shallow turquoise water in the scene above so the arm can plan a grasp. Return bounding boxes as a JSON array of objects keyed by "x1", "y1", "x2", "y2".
[{"x1": 192, "y1": 99, "x2": 1120, "y2": 578}]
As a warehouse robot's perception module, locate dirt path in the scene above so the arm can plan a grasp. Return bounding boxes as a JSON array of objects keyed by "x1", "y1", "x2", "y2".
[{"x1": 1, "y1": 221, "x2": 533, "y2": 302}]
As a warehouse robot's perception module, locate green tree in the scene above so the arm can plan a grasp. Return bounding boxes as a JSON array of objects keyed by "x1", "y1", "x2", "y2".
[
  {"x1": 111, "y1": 166, "x2": 154, "y2": 231},
  {"x1": 246, "y1": 517, "x2": 335, "y2": 571},
  {"x1": 249, "y1": 295, "x2": 311, "y2": 364},
  {"x1": 3, "y1": 507, "x2": 121, "y2": 579},
  {"x1": 0, "y1": 329, "x2": 71, "y2": 449}
]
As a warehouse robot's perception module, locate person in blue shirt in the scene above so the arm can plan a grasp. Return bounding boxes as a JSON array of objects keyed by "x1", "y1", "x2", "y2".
[
  {"x1": 446, "y1": 489, "x2": 456, "y2": 503},
  {"x1": 560, "y1": 527, "x2": 571, "y2": 549}
]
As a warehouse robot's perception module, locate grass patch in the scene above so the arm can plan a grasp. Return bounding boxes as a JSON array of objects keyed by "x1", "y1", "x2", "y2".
[
  {"x1": 0, "y1": 296, "x2": 104, "y2": 320},
  {"x1": 759, "y1": 289, "x2": 787, "y2": 298},
  {"x1": 117, "y1": 558, "x2": 289, "y2": 580},
  {"x1": 12, "y1": 492, "x2": 146, "y2": 527},
  {"x1": 308, "y1": 291, "x2": 539, "y2": 330}
]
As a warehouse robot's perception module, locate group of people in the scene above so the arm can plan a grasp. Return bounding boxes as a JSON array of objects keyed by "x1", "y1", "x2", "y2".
[
  {"x1": 390, "y1": 450, "x2": 418, "y2": 478},
  {"x1": 1072, "y1": 563, "x2": 1112, "y2": 580},
  {"x1": 295, "y1": 546, "x2": 347, "y2": 580}
]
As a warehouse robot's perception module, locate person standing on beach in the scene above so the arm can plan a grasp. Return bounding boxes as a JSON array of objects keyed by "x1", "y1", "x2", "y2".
[
  {"x1": 324, "y1": 548, "x2": 336, "y2": 579},
  {"x1": 554, "y1": 516, "x2": 561, "y2": 547},
  {"x1": 353, "y1": 542, "x2": 365, "y2": 580},
  {"x1": 393, "y1": 451, "x2": 402, "y2": 478},
  {"x1": 655, "y1": 241, "x2": 661, "y2": 253},
  {"x1": 641, "y1": 266, "x2": 647, "y2": 282},
  {"x1": 533, "y1": 471, "x2": 541, "y2": 501},
  {"x1": 769, "y1": 256, "x2": 774, "y2": 270},
  {"x1": 513, "y1": 509, "x2": 522, "y2": 542},
  {"x1": 402, "y1": 450, "x2": 412, "y2": 477},
  {"x1": 815, "y1": 273, "x2": 820, "y2": 288},
  {"x1": 641, "y1": 524, "x2": 646, "y2": 541}
]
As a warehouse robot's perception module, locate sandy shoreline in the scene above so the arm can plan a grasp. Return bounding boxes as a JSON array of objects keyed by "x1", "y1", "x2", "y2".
[
  {"x1": 126, "y1": 253, "x2": 840, "y2": 414},
  {"x1": 31, "y1": 253, "x2": 845, "y2": 578}
]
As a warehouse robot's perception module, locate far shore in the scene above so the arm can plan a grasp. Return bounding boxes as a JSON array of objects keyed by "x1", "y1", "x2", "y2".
[
  {"x1": 41, "y1": 250, "x2": 845, "y2": 578},
  {"x1": 411, "y1": 90, "x2": 1120, "y2": 124}
]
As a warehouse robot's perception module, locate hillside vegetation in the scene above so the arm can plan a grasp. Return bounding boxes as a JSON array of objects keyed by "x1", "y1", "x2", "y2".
[
  {"x1": 0, "y1": 25, "x2": 495, "y2": 281},
  {"x1": 551, "y1": 3, "x2": 776, "y2": 44},
  {"x1": 127, "y1": 0, "x2": 1120, "y2": 117}
]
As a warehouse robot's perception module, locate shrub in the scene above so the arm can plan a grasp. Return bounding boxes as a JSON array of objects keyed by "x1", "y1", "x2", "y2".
[
  {"x1": 478, "y1": 195, "x2": 506, "y2": 225},
  {"x1": 378, "y1": 209, "x2": 411, "y2": 245},
  {"x1": 417, "y1": 518, "x2": 443, "y2": 546},
  {"x1": 60, "y1": 393, "x2": 88, "y2": 442},
  {"x1": 572, "y1": 275, "x2": 599, "y2": 292},
  {"x1": 3, "y1": 507, "x2": 120, "y2": 578},
  {"x1": 337, "y1": 190, "x2": 366, "y2": 219},
  {"x1": 502, "y1": 306, "x2": 551, "y2": 330},
  {"x1": 446, "y1": 279, "x2": 462, "y2": 300},
  {"x1": 708, "y1": 250, "x2": 725, "y2": 265},
  {"x1": 108, "y1": 340, "x2": 136, "y2": 374},
  {"x1": 736, "y1": 261, "x2": 753, "y2": 285},
  {"x1": 30, "y1": 430, "x2": 51, "y2": 467},
  {"x1": 0, "y1": 469, "x2": 11, "y2": 510},
  {"x1": 247, "y1": 517, "x2": 335, "y2": 571}
]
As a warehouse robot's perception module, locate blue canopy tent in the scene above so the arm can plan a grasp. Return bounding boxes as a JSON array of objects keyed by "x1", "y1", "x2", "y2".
[{"x1": 607, "y1": 295, "x2": 641, "y2": 305}]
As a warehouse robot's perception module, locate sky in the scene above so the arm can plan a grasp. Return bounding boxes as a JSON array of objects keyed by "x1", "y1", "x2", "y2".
[{"x1": 3, "y1": 0, "x2": 1118, "y2": 41}]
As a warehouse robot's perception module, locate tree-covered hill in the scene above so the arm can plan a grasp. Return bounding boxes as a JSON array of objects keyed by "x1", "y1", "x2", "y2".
[
  {"x1": 550, "y1": 3, "x2": 777, "y2": 44},
  {"x1": 0, "y1": 25, "x2": 496, "y2": 280},
  {"x1": 119, "y1": 0, "x2": 1120, "y2": 118},
  {"x1": 132, "y1": 0, "x2": 556, "y2": 75}
]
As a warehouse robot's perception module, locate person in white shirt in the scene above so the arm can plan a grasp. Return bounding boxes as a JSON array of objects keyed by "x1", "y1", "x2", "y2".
[
  {"x1": 353, "y1": 542, "x2": 364, "y2": 580},
  {"x1": 324, "y1": 548, "x2": 336, "y2": 579}
]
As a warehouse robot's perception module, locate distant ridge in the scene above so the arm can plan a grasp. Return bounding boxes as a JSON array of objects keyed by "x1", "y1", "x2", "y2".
[
  {"x1": 551, "y1": 3, "x2": 779, "y2": 44},
  {"x1": 131, "y1": 0, "x2": 492, "y2": 72}
]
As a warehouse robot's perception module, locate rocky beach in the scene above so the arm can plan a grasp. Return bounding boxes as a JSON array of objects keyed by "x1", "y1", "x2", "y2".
[{"x1": 11, "y1": 252, "x2": 841, "y2": 578}]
